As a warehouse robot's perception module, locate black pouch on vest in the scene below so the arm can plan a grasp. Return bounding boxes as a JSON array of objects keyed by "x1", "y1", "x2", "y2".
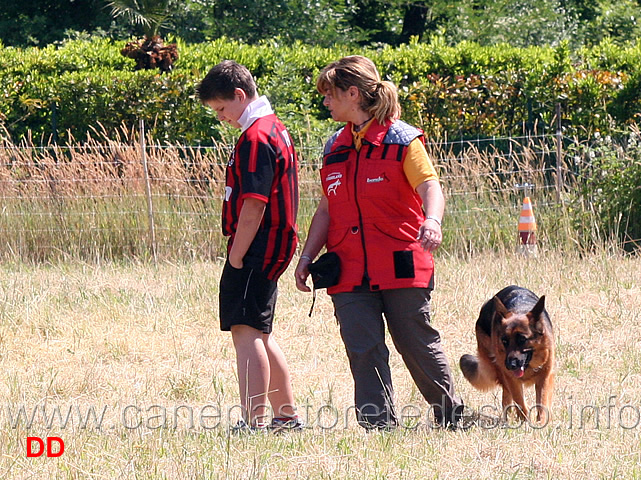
[
  {"x1": 307, "y1": 252, "x2": 341, "y2": 316},
  {"x1": 308, "y1": 252, "x2": 341, "y2": 289}
]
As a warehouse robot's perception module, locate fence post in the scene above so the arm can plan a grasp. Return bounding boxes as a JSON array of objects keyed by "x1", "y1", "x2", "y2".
[
  {"x1": 51, "y1": 101, "x2": 59, "y2": 144},
  {"x1": 555, "y1": 103, "x2": 563, "y2": 204},
  {"x1": 140, "y1": 119, "x2": 158, "y2": 263}
]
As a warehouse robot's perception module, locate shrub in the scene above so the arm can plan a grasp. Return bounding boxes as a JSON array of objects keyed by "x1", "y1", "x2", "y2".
[
  {"x1": 0, "y1": 37, "x2": 639, "y2": 145},
  {"x1": 570, "y1": 127, "x2": 641, "y2": 250}
]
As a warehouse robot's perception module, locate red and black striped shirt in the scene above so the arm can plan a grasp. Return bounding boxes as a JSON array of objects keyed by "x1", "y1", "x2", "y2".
[{"x1": 223, "y1": 113, "x2": 299, "y2": 280}]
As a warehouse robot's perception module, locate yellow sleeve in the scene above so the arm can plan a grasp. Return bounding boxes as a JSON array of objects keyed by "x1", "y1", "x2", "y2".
[{"x1": 403, "y1": 138, "x2": 439, "y2": 190}]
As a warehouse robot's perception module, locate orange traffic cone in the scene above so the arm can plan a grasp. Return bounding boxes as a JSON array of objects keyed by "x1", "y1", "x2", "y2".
[{"x1": 518, "y1": 196, "x2": 538, "y2": 256}]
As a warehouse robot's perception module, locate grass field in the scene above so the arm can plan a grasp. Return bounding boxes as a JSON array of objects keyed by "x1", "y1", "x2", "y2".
[{"x1": 1, "y1": 249, "x2": 640, "y2": 479}]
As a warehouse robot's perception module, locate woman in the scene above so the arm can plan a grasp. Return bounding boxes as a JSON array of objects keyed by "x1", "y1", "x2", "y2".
[{"x1": 295, "y1": 55, "x2": 464, "y2": 430}]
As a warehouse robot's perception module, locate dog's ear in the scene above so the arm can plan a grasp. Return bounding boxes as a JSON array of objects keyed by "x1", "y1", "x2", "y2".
[
  {"x1": 528, "y1": 295, "x2": 546, "y2": 331},
  {"x1": 492, "y1": 295, "x2": 509, "y2": 323}
]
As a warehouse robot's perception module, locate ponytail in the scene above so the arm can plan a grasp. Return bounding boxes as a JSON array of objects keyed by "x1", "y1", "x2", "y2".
[
  {"x1": 316, "y1": 56, "x2": 401, "y2": 124},
  {"x1": 370, "y1": 81, "x2": 401, "y2": 123}
]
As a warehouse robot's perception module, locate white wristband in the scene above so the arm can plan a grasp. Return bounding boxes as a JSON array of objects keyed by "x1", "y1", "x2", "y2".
[
  {"x1": 300, "y1": 254, "x2": 313, "y2": 262},
  {"x1": 425, "y1": 215, "x2": 442, "y2": 226}
]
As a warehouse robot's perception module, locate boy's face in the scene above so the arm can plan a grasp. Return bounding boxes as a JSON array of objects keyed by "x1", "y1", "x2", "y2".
[{"x1": 204, "y1": 88, "x2": 248, "y2": 129}]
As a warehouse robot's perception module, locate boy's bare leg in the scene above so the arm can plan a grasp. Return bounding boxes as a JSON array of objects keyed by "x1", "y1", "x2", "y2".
[
  {"x1": 263, "y1": 334, "x2": 296, "y2": 418},
  {"x1": 231, "y1": 324, "x2": 270, "y2": 426}
]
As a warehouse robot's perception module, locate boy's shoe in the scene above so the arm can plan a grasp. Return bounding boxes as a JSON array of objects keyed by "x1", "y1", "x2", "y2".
[
  {"x1": 269, "y1": 416, "x2": 305, "y2": 433},
  {"x1": 230, "y1": 419, "x2": 268, "y2": 435}
]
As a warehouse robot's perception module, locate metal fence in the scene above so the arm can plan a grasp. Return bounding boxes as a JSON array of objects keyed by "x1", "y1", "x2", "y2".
[{"x1": 0, "y1": 127, "x2": 573, "y2": 261}]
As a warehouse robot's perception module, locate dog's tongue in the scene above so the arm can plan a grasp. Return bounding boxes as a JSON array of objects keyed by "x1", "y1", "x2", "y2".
[{"x1": 513, "y1": 367, "x2": 525, "y2": 378}]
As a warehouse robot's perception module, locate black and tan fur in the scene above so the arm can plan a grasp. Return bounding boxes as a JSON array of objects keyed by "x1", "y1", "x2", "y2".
[{"x1": 460, "y1": 285, "x2": 555, "y2": 423}]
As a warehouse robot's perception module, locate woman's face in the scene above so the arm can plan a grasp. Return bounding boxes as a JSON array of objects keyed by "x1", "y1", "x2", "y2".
[{"x1": 322, "y1": 86, "x2": 359, "y2": 123}]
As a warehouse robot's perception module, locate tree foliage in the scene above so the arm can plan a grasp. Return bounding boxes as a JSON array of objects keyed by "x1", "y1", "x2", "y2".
[
  {"x1": 107, "y1": 0, "x2": 179, "y2": 72},
  {"x1": 107, "y1": 0, "x2": 174, "y2": 39},
  {"x1": 0, "y1": 0, "x2": 113, "y2": 47},
  {"x1": 0, "y1": 0, "x2": 639, "y2": 48}
]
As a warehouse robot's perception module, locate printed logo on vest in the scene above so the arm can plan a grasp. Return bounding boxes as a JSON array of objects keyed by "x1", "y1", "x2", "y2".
[
  {"x1": 366, "y1": 173, "x2": 390, "y2": 184},
  {"x1": 325, "y1": 172, "x2": 343, "y2": 181},
  {"x1": 225, "y1": 186, "x2": 232, "y2": 202},
  {"x1": 325, "y1": 172, "x2": 343, "y2": 196},
  {"x1": 327, "y1": 179, "x2": 341, "y2": 196}
]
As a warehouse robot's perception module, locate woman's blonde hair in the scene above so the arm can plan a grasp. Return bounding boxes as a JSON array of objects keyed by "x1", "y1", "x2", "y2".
[{"x1": 316, "y1": 55, "x2": 401, "y2": 124}]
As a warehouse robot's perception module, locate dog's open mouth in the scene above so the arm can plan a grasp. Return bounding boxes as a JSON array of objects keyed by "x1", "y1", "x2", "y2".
[{"x1": 511, "y1": 350, "x2": 534, "y2": 378}]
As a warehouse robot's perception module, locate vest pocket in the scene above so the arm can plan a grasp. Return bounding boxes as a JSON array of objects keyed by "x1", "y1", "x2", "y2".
[
  {"x1": 393, "y1": 250, "x2": 415, "y2": 279},
  {"x1": 327, "y1": 226, "x2": 350, "y2": 250},
  {"x1": 372, "y1": 222, "x2": 417, "y2": 242},
  {"x1": 360, "y1": 162, "x2": 402, "y2": 200}
]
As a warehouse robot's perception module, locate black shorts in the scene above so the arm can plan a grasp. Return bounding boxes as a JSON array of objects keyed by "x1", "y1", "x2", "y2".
[{"x1": 219, "y1": 261, "x2": 277, "y2": 334}]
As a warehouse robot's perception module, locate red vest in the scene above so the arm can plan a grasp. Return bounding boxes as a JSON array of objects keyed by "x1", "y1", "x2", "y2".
[{"x1": 320, "y1": 119, "x2": 434, "y2": 294}]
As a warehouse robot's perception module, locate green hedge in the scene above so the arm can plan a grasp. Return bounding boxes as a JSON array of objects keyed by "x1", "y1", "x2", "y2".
[{"x1": 0, "y1": 37, "x2": 640, "y2": 144}]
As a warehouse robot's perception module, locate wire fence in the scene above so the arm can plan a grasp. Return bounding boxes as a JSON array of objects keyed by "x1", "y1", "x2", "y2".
[{"x1": 0, "y1": 129, "x2": 577, "y2": 262}]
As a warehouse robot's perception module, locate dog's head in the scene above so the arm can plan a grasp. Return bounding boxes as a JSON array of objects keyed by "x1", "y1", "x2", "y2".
[{"x1": 492, "y1": 295, "x2": 547, "y2": 378}]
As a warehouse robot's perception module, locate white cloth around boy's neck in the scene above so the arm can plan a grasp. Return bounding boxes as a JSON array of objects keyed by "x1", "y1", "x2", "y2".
[{"x1": 239, "y1": 95, "x2": 274, "y2": 133}]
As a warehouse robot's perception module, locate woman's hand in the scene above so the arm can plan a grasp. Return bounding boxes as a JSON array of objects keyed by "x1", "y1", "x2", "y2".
[
  {"x1": 294, "y1": 197, "x2": 330, "y2": 293},
  {"x1": 417, "y1": 217, "x2": 442, "y2": 252},
  {"x1": 295, "y1": 256, "x2": 313, "y2": 292},
  {"x1": 416, "y1": 180, "x2": 445, "y2": 252}
]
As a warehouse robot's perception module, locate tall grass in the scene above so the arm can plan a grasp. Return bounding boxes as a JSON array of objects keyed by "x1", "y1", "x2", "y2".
[
  {"x1": 0, "y1": 129, "x2": 611, "y2": 263},
  {"x1": 1, "y1": 128, "x2": 229, "y2": 262}
]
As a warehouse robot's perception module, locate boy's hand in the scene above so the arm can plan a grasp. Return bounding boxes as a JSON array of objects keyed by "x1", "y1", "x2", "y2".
[
  {"x1": 228, "y1": 256, "x2": 244, "y2": 269},
  {"x1": 228, "y1": 197, "x2": 266, "y2": 270}
]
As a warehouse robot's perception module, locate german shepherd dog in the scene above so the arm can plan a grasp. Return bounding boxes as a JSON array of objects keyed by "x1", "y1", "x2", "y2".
[{"x1": 460, "y1": 286, "x2": 555, "y2": 424}]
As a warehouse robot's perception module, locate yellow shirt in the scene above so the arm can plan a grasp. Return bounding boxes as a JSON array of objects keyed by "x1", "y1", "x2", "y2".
[{"x1": 351, "y1": 121, "x2": 438, "y2": 190}]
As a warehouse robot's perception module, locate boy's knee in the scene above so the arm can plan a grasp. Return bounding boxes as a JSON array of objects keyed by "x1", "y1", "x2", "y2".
[{"x1": 231, "y1": 324, "x2": 263, "y2": 344}]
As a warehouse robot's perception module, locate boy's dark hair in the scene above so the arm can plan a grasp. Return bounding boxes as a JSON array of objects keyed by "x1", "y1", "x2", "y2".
[{"x1": 197, "y1": 60, "x2": 257, "y2": 102}]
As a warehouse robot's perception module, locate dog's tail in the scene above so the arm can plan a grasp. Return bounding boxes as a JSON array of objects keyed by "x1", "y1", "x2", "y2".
[{"x1": 459, "y1": 354, "x2": 497, "y2": 391}]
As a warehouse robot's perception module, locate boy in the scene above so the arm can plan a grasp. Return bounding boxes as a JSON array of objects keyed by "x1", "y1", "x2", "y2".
[{"x1": 197, "y1": 60, "x2": 301, "y2": 431}]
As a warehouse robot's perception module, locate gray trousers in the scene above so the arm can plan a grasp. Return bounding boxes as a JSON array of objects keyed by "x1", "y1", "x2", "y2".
[{"x1": 332, "y1": 287, "x2": 463, "y2": 429}]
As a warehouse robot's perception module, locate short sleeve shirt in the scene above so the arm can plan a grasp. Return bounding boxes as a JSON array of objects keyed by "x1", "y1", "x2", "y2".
[
  {"x1": 351, "y1": 121, "x2": 438, "y2": 190},
  {"x1": 223, "y1": 104, "x2": 299, "y2": 280}
]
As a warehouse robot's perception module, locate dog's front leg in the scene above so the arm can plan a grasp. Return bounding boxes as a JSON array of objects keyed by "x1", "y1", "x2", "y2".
[
  {"x1": 501, "y1": 376, "x2": 528, "y2": 422},
  {"x1": 535, "y1": 371, "x2": 555, "y2": 424}
]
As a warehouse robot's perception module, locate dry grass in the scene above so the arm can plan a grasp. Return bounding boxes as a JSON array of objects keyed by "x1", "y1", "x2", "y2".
[
  {"x1": 1, "y1": 250, "x2": 640, "y2": 479},
  {"x1": 0, "y1": 131, "x2": 635, "y2": 478},
  {"x1": 1, "y1": 133, "x2": 577, "y2": 262}
]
